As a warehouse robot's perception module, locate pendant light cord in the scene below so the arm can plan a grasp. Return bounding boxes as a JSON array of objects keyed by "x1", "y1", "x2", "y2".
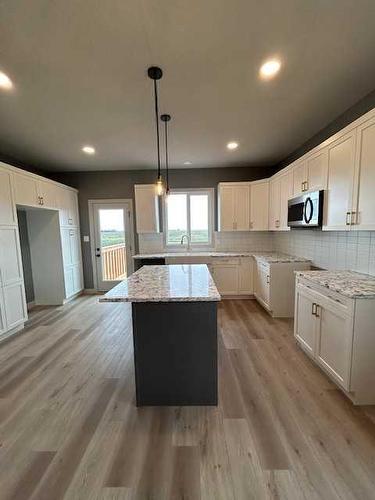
[
  {"x1": 153, "y1": 79, "x2": 161, "y2": 180},
  {"x1": 164, "y1": 120, "x2": 169, "y2": 192}
]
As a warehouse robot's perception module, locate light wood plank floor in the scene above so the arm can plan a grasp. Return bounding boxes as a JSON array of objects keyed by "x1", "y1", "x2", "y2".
[{"x1": 0, "y1": 296, "x2": 374, "y2": 499}]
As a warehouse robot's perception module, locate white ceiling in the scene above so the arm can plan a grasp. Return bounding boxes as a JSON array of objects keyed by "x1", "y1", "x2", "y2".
[{"x1": 0, "y1": 0, "x2": 375, "y2": 172}]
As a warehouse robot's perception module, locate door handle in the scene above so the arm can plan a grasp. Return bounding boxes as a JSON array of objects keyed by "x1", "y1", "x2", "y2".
[{"x1": 312, "y1": 302, "x2": 317, "y2": 316}]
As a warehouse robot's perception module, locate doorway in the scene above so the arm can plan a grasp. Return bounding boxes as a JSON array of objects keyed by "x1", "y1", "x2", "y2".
[{"x1": 89, "y1": 200, "x2": 134, "y2": 291}]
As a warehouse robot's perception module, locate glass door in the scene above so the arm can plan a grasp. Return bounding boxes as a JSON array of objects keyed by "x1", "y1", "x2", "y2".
[{"x1": 92, "y1": 202, "x2": 133, "y2": 291}]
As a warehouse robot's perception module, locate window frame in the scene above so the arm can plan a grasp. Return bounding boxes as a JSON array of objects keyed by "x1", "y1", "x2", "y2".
[{"x1": 163, "y1": 188, "x2": 215, "y2": 249}]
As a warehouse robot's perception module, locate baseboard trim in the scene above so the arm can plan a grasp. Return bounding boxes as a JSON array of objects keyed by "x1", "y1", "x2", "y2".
[{"x1": 221, "y1": 294, "x2": 255, "y2": 300}]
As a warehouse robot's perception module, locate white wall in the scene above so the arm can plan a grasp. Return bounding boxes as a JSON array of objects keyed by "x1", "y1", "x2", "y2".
[{"x1": 273, "y1": 230, "x2": 375, "y2": 275}]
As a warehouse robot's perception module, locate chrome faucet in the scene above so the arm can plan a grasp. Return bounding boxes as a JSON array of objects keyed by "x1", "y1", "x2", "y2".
[{"x1": 180, "y1": 234, "x2": 191, "y2": 250}]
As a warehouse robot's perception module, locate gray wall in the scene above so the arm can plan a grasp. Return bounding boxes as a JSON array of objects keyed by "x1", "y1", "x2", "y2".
[
  {"x1": 49, "y1": 166, "x2": 276, "y2": 289},
  {"x1": 275, "y1": 88, "x2": 375, "y2": 171},
  {"x1": 17, "y1": 209, "x2": 35, "y2": 303}
]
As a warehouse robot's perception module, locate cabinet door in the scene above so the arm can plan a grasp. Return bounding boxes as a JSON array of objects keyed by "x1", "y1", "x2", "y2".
[
  {"x1": 218, "y1": 185, "x2": 235, "y2": 231},
  {"x1": 354, "y1": 117, "x2": 375, "y2": 230},
  {"x1": 255, "y1": 264, "x2": 270, "y2": 307},
  {"x1": 316, "y1": 300, "x2": 353, "y2": 390},
  {"x1": 38, "y1": 180, "x2": 57, "y2": 208},
  {"x1": 61, "y1": 228, "x2": 73, "y2": 267},
  {"x1": 134, "y1": 185, "x2": 160, "y2": 233},
  {"x1": 306, "y1": 149, "x2": 328, "y2": 192},
  {"x1": 0, "y1": 168, "x2": 16, "y2": 225},
  {"x1": 269, "y1": 178, "x2": 280, "y2": 230},
  {"x1": 3, "y1": 282, "x2": 27, "y2": 330},
  {"x1": 212, "y1": 265, "x2": 238, "y2": 295},
  {"x1": 72, "y1": 264, "x2": 83, "y2": 294},
  {"x1": 238, "y1": 258, "x2": 253, "y2": 294},
  {"x1": 293, "y1": 161, "x2": 306, "y2": 196},
  {"x1": 0, "y1": 227, "x2": 24, "y2": 286},
  {"x1": 294, "y1": 286, "x2": 317, "y2": 356},
  {"x1": 64, "y1": 267, "x2": 75, "y2": 298},
  {"x1": 250, "y1": 182, "x2": 269, "y2": 230},
  {"x1": 233, "y1": 185, "x2": 250, "y2": 230},
  {"x1": 279, "y1": 172, "x2": 292, "y2": 230},
  {"x1": 70, "y1": 229, "x2": 81, "y2": 265},
  {"x1": 68, "y1": 190, "x2": 79, "y2": 226},
  {"x1": 0, "y1": 290, "x2": 6, "y2": 335},
  {"x1": 324, "y1": 131, "x2": 356, "y2": 230},
  {"x1": 14, "y1": 173, "x2": 39, "y2": 207},
  {"x1": 56, "y1": 188, "x2": 70, "y2": 226}
]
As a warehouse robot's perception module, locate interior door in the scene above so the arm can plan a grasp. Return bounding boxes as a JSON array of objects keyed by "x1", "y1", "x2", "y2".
[{"x1": 92, "y1": 202, "x2": 133, "y2": 291}]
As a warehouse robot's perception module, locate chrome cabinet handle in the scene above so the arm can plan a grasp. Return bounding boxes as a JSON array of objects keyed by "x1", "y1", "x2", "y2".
[
  {"x1": 266, "y1": 275, "x2": 270, "y2": 284},
  {"x1": 312, "y1": 303, "x2": 317, "y2": 316},
  {"x1": 346, "y1": 212, "x2": 351, "y2": 225},
  {"x1": 315, "y1": 304, "x2": 320, "y2": 318}
]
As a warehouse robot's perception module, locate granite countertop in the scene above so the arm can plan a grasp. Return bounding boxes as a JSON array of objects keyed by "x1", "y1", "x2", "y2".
[
  {"x1": 133, "y1": 251, "x2": 309, "y2": 263},
  {"x1": 252, "y1": 252, "x2": 310, "y2": 264},
  {"x1": 132, "y1": 251, "x2": 253, "y2": 259},
  {"x1": 296, "y1": 270, "x2": 375, "y2": 299},
  {"x1": 99, "y1": 264, "x2": 221, "y2": 303}
]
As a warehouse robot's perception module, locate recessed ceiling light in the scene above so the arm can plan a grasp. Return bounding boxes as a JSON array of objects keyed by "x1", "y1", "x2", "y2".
[
  {"x1": 227, "y1": 141, "x2": 239, "y2": 150},
  {"x1": 0, "y1": 71, "x2": 13, "y2": 90},
  {"x1": 259, "y1": 59, "x2": 281, "y2": 80},
  {"x1": 184, "y1": 161, "x2": 192, "y2": 165},
  {"x1": 82, "y1": 145, "x2": 95, "y2": 155}
]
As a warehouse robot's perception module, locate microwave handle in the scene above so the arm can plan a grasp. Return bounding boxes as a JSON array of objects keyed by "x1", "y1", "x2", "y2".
[{"x1": 304, "y1": 197, "x2": 313, "y2": 224}]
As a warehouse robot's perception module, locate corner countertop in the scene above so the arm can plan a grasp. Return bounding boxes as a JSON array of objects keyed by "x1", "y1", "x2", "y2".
[
  {"x1": 133, "y1": 251, "x2": 310, "y2": 264},
  {"x1": 99, "y1": 264, "x2": 221, "y2": 303},
  {"x1": 296, "y1": 270, "x2": 375, "y2": 299}
]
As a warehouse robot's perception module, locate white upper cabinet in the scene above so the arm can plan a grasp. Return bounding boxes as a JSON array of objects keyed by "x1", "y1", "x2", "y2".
[
  {"x1": 218, "y1": 183, "x2": 250, "y2": 231},
  {"x1": 38, "y1": 180, "x2": 58, "y2": 208},
  {"x1": 292, "y1": 150, "x2": 328, "y2": 196},
  {"x1": 0, "y1": 167, "x2": 16, "y2": 225},
  {"x1": 306, "y1": 149, "x2": 328, "y2": 193},
  {"x1": 353, "y1": 116, "x2": 375, "y2": 230},
  {"x1": 134, "y1": 184, "x2": 160, "y2": 233},
  {"x1": 269, "y1": 177, "x2": 281, "y2": 230},
  {"x1": 14, "y1": 173, "x2": 40, "y2": 207},
  {"x1": 279, "y1": 171, "x2": 293, "y2": 230},
  {"x1": 292, "y1": 161, "x2": 307, "y2": 196},
  {"x1": 56, "y1": 187, "x2": 79, "y2": 227},
  {"x1": 250, "y1": 180, "x2": 269, "y2": 230},
  {"x1": 324, "y1": 130, "x2": 357, "y2": 230}
]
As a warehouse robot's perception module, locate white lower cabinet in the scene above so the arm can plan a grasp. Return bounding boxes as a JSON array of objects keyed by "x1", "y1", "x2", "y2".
[
  {"x1": 294, "y1": 278, "x2": 375, "y2": 404},
  {"x1": 2, "y1": 282, "x2": 27, "y2": 331},
  {"x1": 210, "y1": 257, "x2": 253, "y2": 296},
  {"x1": 254, "y1": 260, "x2": 310, "y2": 317},
  {"x1": 0, "y1": 290, "x2": 6, "y2": 335}
]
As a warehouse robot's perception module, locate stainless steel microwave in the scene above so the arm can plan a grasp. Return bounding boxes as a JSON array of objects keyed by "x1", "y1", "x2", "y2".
[{"x1": 288, "y1": 190, "x2": 324, "y2": 228}]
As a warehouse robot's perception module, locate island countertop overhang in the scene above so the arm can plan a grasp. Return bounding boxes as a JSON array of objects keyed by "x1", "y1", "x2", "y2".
[{"x1": 99, "y1": 264, "x2": 221, "y2": 303}]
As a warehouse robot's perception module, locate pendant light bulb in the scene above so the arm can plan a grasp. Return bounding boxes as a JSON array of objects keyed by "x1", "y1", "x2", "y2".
[{"x1": 156, "y1": 177, "x2": 164, "y2": 196}]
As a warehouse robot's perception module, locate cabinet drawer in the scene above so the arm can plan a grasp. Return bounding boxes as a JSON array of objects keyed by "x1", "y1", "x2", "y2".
[
  {"x1": 212, "y1": 258, "x2": 240, "y2": 265},
  {"x1": 297, "y1": 279, "x2": 353, "y2": 314}
]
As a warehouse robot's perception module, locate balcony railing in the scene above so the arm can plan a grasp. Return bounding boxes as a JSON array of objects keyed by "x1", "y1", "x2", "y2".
[{"x1": 102, "y1": 243, "x2": 126, "y2": 281}]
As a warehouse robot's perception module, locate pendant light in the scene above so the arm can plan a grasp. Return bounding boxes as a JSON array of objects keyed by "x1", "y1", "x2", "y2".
[
  {"x1": 160, "y1": 114, "x2": 171, "y2": 195},
  {"x1": 147, "y1": 66, "x2": 164, "y2": 196}
]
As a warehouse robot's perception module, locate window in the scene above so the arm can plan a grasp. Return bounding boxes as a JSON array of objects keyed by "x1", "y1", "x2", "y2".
[{"x1": 164, "y1": 189, "x2": 214, "y2": 247}]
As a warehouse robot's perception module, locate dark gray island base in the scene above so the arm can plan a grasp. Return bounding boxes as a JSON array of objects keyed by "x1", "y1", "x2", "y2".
[
  {"x1": 132, "y1": 301, "x2": 217, "y2": 406},
  {"x1": 99, "y1": 264, "x2": 221, "y2": 407}
]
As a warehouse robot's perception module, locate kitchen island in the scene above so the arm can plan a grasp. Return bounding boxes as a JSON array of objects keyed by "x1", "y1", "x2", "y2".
[{"x1": 99, "y1": 264, "x2": 220, "y2": 406}]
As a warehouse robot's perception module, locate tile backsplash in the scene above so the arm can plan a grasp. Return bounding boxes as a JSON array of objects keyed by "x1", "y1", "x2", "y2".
[
  {"x1": 138, "y1": 230, "x2": 375, "y2": 276},
  {"x1": 273, "y1": 230, "x2": 375, "y2": 275}
]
